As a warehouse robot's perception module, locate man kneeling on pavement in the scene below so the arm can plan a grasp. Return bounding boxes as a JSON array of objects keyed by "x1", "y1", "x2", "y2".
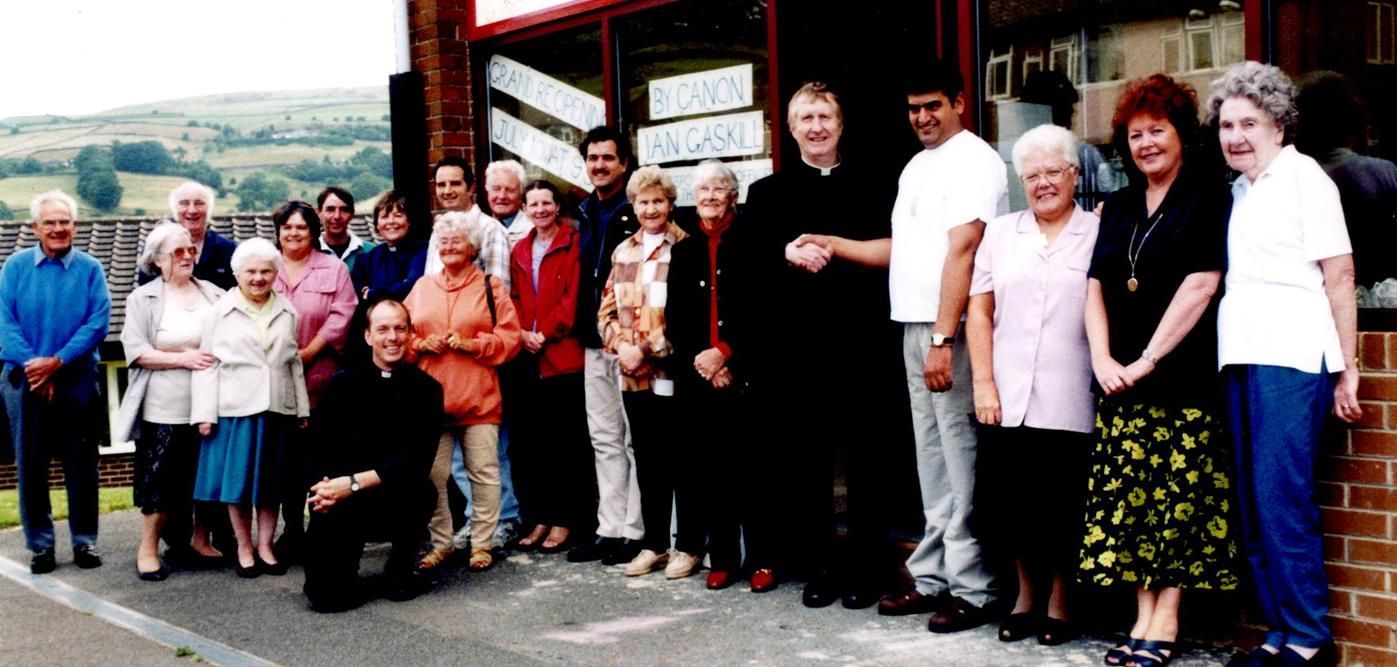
[{"x1": 302, "y1": 298, "x2": 443, "y2": 612}]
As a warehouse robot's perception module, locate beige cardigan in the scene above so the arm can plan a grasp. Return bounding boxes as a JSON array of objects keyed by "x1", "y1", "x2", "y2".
[{"x1": 191, "y1": 290, "x2": 310, "y2": 424}]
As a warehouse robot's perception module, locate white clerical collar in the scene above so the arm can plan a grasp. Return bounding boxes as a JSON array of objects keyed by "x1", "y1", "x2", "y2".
[{"x1": 801, "y1": 155, "x2": 841, "y2": 176}]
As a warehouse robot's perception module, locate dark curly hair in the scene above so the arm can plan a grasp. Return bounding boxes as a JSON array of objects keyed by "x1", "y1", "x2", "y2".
[
  {"x1": 1111, "y1": 74, "x2": 1203, "y2": 178},
  {"x1": 271, "y1": 200, "x2": 322, "y2": 251}
]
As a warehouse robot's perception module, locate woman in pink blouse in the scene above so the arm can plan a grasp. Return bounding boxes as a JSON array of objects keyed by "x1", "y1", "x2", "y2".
[
  {"x1": 271, "y1": 200, "x2": 358, "y2": 560},
  {"x1": 965, "y1": 124, "x2": 1099, "y2": 647}
]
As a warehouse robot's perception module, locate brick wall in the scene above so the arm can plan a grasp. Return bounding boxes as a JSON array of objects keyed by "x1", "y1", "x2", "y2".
[
  {"x1": 1325, "y1": 332, "x2": 1397, "y2": 665},
  {"x1": 410, "y1": 0, "x2": 476, "y2": 167},
  {"x1": 0, "y1": 453, "x2": 134, "y2": 491}
]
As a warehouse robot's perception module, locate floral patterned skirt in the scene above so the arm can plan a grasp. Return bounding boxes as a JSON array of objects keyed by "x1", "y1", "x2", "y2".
[{"x1": 1078, "y1": 399, "x2": 1239, "y2": 590}]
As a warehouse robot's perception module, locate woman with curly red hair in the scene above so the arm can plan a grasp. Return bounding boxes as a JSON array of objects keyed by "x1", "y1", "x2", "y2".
[{"x1": 1078, "y1": 74, "x2": 1240, "y2": 667}]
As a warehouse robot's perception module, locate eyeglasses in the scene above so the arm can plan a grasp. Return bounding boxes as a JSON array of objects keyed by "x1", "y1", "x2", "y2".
[
  {"x1": 1020, "y1": 166, "x2": 1075, "y2": 186},
  {"x1": 161, "y1": 247, "x2": 198, "y2": 259},
  {"x1": 696, "y1": 185, "x2": 731, "y2": 195}
]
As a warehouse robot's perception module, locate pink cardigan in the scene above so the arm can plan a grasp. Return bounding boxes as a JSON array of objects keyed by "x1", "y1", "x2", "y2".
[{"x1": 274, "y1": 250, "x2": 357, "y2": 406}]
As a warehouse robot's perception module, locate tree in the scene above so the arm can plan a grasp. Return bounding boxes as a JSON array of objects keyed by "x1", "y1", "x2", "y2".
[
  {"x1": 8, "y1": 126, "x2": 17, "y2": 135},
  {"x1": 77, "y1": 167, "x2": 123, "y2": 211},
  {"x1": 234, "y1": 171, "x2": 290, "y2": 212},
  {"x1": 349, "y1": 172, "x2": 391, "y2": 202},
  {"x1": 170, "y1": 160, "x2": 222, "y2": 191},
  {"x1": 17, "y1": 157, "x2": 41, "y2": 174},
  {"x1": 112, "y1": 140, "x2": 174, "y2": 174},
  {"x1": 351, "y1": 146, "x2": 393, "y2": 179},
  {"x1": 0, "y1": 201, "x2": 12, "y2": 220}
]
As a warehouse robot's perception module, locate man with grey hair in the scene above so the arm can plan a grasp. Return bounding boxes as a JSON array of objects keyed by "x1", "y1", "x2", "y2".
[
  {"x1": 140, "y1": 181, "x2": 237, "y2": 289},
  {"x1": 484, "y1": 160, "x2": 533, "y2": 246},
  {"x1": 0, "y1": 190, "x2": 111, "y2": 574}
]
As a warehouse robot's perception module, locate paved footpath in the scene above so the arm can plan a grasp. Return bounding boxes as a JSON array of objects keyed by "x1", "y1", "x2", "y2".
[{"x1": 1, "y1": 510, "x2": 1232, "y2": 666}]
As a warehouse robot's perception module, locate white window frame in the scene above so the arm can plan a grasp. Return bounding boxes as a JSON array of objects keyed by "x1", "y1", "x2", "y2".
[
  {"x1": 1049, "y1": 35, "x2": 1080, "y2": 84},
  {"x1": 1023, "y1": 47, "x2": 1044, "y2": 82},
  {"x1": 986, "y1": 47, "x2": 1014, "y2": 100},
  {"x1": 1370, "y1": 2, "x2": 1396, "y2": 65}
]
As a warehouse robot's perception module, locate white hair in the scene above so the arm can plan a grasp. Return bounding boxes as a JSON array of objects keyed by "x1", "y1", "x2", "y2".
[
  {"x1": 1011, "y1": 124, "x2": 1080, "y2": 176},
  {"x1": 230, "y1": 237, "x2": 282, "y2": 273},
  {"x1": 432, "y1": 211, "x2": 487, "y2": 254},
  {"x1": 168, "y1": 181, "x2": 216, "y2": 218},
  {"x1": 138, "y1": 221, "x2": 193, "y2": 275},
  {"x1": 692, "y1": 159, "x2": 740, "y2": 206},
  {"x1": 30, "y1": 190, "x2": 79, "y2": 221},
  {"x1": 484, "y1": 160, "x2": 527, "y2": 188}
]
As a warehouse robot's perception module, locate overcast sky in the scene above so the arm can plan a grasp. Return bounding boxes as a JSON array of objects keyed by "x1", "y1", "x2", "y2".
[{"x1": 0, "y1": 0, "x2": 399, "y2": 119}]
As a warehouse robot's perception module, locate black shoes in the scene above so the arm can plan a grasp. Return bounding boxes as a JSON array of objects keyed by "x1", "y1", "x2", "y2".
[
  {"x1": 602, "y1": 539, "x2": 642, "y2": 566},
  {"x1": 384, "y1": 572, "x2": 430, "y2": 602},
  {"x1": 30, "y1": 549, "x2": 56, "y2": 575},
  {"x1": 802, "y1": 573, "x2": 839, "y2": 608},
  {"x1": 803, "y1": 572, "x2": 887, "y2": 609},
  {"x1": 927, "y1": 596, "x2": 994, "y2": 633},
  {"x1": 137, "y1": 564, "x2": 170, "y2": 582},
  {"x1": 566, "y1": 536, "x2": 618, "y2": 563},
  {"x1": 73, "y1": 545, "x2": 103, "y2": 569}
]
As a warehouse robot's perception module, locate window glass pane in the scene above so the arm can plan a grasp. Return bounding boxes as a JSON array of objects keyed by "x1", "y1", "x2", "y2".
[
  {"x1": 615, "y1": 0, "x2": 770, "y2": 205},
  {"x1": 485, "y1": 26, "x2": 603, "y2": 197},
  {"x1": 982, "y1": 2, "x2": 1246, "y2": 212},
  {"x1": 1278, "y1": 0, "x2": 1397, "y2": 305}
]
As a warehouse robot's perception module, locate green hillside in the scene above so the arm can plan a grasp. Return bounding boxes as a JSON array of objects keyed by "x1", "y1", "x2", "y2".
[{"x1": 0, "y1": 87, "x2": 392, "y2": 218}]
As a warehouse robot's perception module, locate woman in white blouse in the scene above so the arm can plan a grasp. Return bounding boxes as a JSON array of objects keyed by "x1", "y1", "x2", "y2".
[
  {"x1": 1208, "y1": 61, "x2": 1361, "y2": 667},
  {"x1": 117, "y1": 222, "x2": 225, "y2": 581},
  {"x1": 966, "y1": 124, "x2": 1098, "y2": 646}
]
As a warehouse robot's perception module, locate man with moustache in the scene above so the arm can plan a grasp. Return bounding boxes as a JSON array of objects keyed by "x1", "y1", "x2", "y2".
[
  {"x1": 798, "y1": 64, "x2": 1008, "y2": 632},
  {"x1": 140, "y1": 181, "x2": 236, "y2": 289},
  {"x1": 0, "y1": 190, "x2": 111, "y2": 574},
  {"x1": 317, "y1": 186, "x2": 374, "y2": 272},
  {"x1": 742, "y1": 82, "x2": 899, "y2": 602},
  {"x1": 566, "y1": 126, "x2": 642, "y2": 566},
  {"x1": 302, "y1": 298, "x2": 443, "y2": 612}
]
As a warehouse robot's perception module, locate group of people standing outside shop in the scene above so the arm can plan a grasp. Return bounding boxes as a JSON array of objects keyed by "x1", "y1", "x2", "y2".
[{"x1": 0, "y1": 57, "x2": 1356, "y2": 667}]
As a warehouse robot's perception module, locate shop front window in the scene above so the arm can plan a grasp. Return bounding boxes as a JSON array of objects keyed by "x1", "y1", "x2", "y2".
[
  {"x1": 614, "y1": 0, "x2": 770, "y2": 206},
  {"x1": 1276, "y1": 0, "x2": 1397, "y2": 312},
  {"x1": 484, "y1": 25, "x2": 603, "y2": 197},
  {"x1": 980, "y1": 0, "x2": 1247, "y2": 212}
]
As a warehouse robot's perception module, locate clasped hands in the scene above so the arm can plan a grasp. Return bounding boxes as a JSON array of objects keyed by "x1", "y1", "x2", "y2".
[
  {"x1": 307, "y1": 476, "x2": 350, "y2": 513},
  {"x1": 786, "y1": 234, "x2": 834, "y2": 273},
  {"x1": 414, "y1": 332, "x2": 476, "y2": 355},
  {"x1": 22, "y1": 356, "x2": 62, "y2": 401}
]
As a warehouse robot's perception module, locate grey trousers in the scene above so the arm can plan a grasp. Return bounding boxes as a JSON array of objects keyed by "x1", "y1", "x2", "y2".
[
  {"x1": 901, "y1": 323, "x2": 996, "y2": 608},
  {"x1": 583, "y1": 348, "x2": 643, "y2": 540}
]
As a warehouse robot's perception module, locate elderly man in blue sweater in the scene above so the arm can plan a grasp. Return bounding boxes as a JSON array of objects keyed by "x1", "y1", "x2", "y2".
[{"x1": 0, "y1": 190, "x2": 111, "y2": 574}]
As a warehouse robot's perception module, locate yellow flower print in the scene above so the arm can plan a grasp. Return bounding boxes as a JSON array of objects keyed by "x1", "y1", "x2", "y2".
[
  {"x1": 1123, "y1": 571, "x2": 1138, "y2": 583},
  {"x1": 1161, "y1": 528, "x2": 1180, "y2": 540},
  {"x1": 1185, "y1": 470, "x2": 1200, "y2": 484},
  {"x1": 1182, "y1": 408, "x2": 1202, "y2": 421},
  {"x1": 1174, "y1": 502, "x2": 1195, "y2": 521},
  {"x1": 1081, "y1": 556, "x2": 1096, "y2": 570},
  {"x1": 1085, "y1": 525, "x2": 1106, "y2": 545},
  {"x1": 1190, "y1": 562, "x2": 1205, "y2": 576},
  {"x1": 1199, "y1": 431, "x2": 1210, "y2": 445},
  {"x1": 1207, "y1": 516, "x2": 1228, "y2": 538},
  {"x1": 1111, "y1": 506, "x2": 1125, "y2": 525},
  {"x1": 1219, "y1": 573, "x2": 1240, "y2": 590},
  {"x1": 1104, "y1": 478, "x2": 1122, "y2": 492},
  {"x1": 1138, "y1": 543, "x2": 1156, "y2": 560},
  {"x1": 1149, "y1": 453, "x2": 1163, "y2": 467},
  {"x1": 1149, "y1": 407, "x2": 1166, "y2": 419},
  {"x1": 1145, "y1": 510, "x2": 1158, "y2": 526},
  {"x1": 1099, "y1": 551, "x2": 1117, "y2": 567},
  {"x1": 1126, "y1": 441, "x2": 1146, "y2": 461},
  {"x1": 1128, "y1": 488, "x2": 1147, "y2": 507},
  {"x1": 1180, "y1": 432, "x2": 1197, "y2": 450},
  {"x1": 1202, "y1": 545, "x2": 1216, "y2": 555},
  {"x1": 1153, "y1": 426, "x2": 1171, "y2": 441},
  {"x1": 1170, "y1": 450, "x2": 1186, "y2": 471},
  {"x1": 1213, "y1": 472, "x2": 1230, "y2": 489},
  {"x1": 1153, "y1": 487, "x2": 1167, "y2": 501}
]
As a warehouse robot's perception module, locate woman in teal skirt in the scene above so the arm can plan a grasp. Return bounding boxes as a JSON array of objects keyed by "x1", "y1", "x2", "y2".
[
  {"x1": 192, "y1": 238, "x2": 310, "y2": 578},
  {"x1": 1080, "y1": 74, "x2": 1239, "y2": 667}
]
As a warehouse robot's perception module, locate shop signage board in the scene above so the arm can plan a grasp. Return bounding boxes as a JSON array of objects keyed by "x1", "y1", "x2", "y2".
[
  {"x1": 648, "y1": 64, "x2": 754, "y2": 120},
  {"x1": 490, "y1": 108, "x2": 592, "y2": 191},
  {"x1": 487, "y1": 54, "x2": 606, "y2": 133}
]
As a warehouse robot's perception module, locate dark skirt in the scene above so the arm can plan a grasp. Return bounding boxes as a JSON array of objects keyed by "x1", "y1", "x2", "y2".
[
  {"x1": 134, "y1": 422, "x2": 201, "y2": 514},
  {"x1": 1079, "y1": 399, "x2": 1240, "y2": 591},
  {"x1": 193, "y1": 413, "x2": 292, "y2": 507},
  {"x1": 979, "y1": 425, "x2": 1090, "y2": 570}
]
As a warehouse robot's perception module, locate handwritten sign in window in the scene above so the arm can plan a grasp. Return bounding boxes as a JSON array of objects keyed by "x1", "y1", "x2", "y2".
[
  {"x1": 649, "y1": 64, "x2": 754, "y2": 120},
  {"x1": 490, "y1": 109, "x2": 592, "y2": 191},
  {"x1": 488, "y1": 55, "x2": 606, "y2": 133},
  {"x1": 636, "y1": 111, "x2": 765, "y2": 165}
]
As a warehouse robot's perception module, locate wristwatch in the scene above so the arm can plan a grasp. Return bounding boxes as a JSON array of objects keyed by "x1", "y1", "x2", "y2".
[
  {"x1": 931, "y1": 332, "x2": 956, "y2": 347},
  {"x1": 348, "y1": 474, "x2": 361, "y2": 494}
]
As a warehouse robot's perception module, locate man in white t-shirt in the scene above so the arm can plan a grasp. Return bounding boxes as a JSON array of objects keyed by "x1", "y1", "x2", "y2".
[{"x1": 795, "y1": 62, "x2": 1008, "y2": 632}]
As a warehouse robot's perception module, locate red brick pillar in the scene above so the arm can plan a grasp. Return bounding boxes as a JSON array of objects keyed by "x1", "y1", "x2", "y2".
[
  {"x1": 1323, "y1": 332, "x2": 1397, "y2": 664},
  {"x1": 409, "y1": 0, "x2": 476, "y2": 166}
]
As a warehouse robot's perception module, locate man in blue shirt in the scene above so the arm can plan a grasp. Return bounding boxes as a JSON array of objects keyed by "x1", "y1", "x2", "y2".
[{"x1": 0, "y1": 190, "x2": 111, "y2": 574}]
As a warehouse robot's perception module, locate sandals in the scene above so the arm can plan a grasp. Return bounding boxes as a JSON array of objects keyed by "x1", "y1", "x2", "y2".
[
  {"x1": 1127, "y1": 640, "x2": 1176, "y2": 667},
  {"x1": 416, "y1": 546, "x2": 455, "y2": 571},
  {"x1": 513, "y1": 525, "x2": 547, "y2": 552},
  {"x1": 999, "y1": 612, "x2": 1037, "y2": 642},
  {"x1": 539, "y1": 527, "x2": 571, "y2": 554},
  {"x1": 468, "y1": 548, "x2": 495, "y2": 572},
  {"x1": 1106, "y1": 637, "x2": 1143, "y2": 666}
]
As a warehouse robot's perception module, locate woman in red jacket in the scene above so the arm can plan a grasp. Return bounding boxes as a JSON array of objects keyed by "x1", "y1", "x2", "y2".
[{"x1": 507, "y1": 180, "x2": 595, "y2": 553}]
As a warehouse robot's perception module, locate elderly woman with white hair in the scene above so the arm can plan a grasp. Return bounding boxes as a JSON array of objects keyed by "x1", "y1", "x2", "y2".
[
  {"x1": 161, "y1": 180, "x2": 236, "y2": 289},
  {"x1": 964, "y1": 124, "x2": 1098, "y2": 645},
  {"x1": 597, "y1": 165, "x2": 699, "y2": 579},
  {"x1": 192, "y1": 238, "x2": 310, "y2": 579},
  {"x1": 1208, "y1": 62, "x2": 1359, "y2": 667},
  {"x1": 405, "y1": 211, "x2": 522, "y2": 573},
  {"x1": 116, "y1": 222, "x2": 225, "y2": 581},
  {"x1": 665, "y1": 160, "x2": 771, "y2": 588}
]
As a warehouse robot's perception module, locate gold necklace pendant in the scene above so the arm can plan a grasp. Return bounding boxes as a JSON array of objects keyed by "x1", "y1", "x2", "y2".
[{"x1": 1127, "y1": 277, "x2": 1139, "y2": 292}]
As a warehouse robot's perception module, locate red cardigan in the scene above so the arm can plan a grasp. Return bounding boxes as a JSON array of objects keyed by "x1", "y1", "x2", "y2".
[{"x1": 509, "y1": 224, "x2": 584, "y2": 378}]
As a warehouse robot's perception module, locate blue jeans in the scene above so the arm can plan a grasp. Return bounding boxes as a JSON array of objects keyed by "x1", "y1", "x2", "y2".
[
  {"x1": 1225, "y1": 363, "x2": 1335, "y2": 649},
  {"x1": 2, "y1": 366, "x2": 101, "y2": 553},
  {"x1": 454, "y1": 422, "x2": 519, "y2": 525}
]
